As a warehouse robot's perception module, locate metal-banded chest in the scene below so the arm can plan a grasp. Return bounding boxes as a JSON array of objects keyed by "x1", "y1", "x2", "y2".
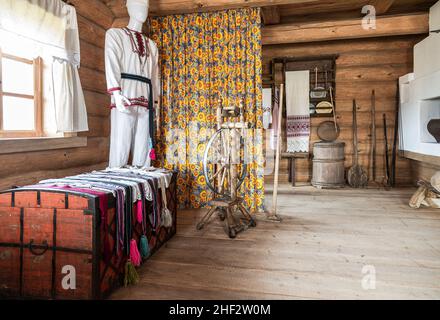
[{"x1": 0, "y1": 173, "x2": 177, "y2": 300}]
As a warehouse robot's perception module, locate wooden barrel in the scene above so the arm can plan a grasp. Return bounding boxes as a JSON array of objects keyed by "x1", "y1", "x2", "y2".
[{"x1": 311, "y1": 142, "x2": 346, "y2": 188}]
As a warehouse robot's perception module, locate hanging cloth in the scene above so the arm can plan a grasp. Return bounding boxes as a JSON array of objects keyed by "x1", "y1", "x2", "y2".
[
  {"x1": 285, "y1": 71, "x2": 311, "y2": 153},
  {"x1": 263, "y1": 88, "x2": 273, "y2": 130},
  {"x1": 52, "y1": 57, "x2": 88, "y2": 132},
  {"x1": 0, "y1": 0, "x2": 88, "y2": 133}
]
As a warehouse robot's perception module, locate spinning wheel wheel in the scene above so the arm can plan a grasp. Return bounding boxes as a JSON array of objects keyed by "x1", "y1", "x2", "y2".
[
  {"x1": 197, "y1": 103, "x2": 257, "y2": 238},
  {"x1": 203, "y1": 128, "x2": 247, "y2": 198}
]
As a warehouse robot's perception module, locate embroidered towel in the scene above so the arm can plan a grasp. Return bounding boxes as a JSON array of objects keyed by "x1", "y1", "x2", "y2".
[{"x1": 285, "y1": 71, "x2": 310, "y2": 153}]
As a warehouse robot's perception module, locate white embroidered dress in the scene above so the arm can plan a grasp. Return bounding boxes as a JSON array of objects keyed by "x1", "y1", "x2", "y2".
[
  {"x1": 105, "y1": 27, "x2": 160, "y2": 111},
  {"x1": 105, "y1": 27, "x2": 161, "y2": 168}
]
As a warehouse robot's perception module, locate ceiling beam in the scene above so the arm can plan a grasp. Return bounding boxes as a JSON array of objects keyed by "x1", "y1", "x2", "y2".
[
  {"x1": 261, "y1": 6, "x2": 281, "y2": 25},
  {"x1": 370, "y1": 0, "x2": 396, "y2": 15},
  {"x1": 277, "y1": 0, "x2": 369, "y2": 16},
  {"x1": 108, "y1": 0, "x2": 321, "y2": 18},
  {"x1": 262, "y1": 12, "x2": 429, "y2": 45}
]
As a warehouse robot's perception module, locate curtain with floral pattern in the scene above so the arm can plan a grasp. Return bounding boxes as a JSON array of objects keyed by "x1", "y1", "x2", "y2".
[{"x1": 150, "y1": 8, "x2": 264, "y2": 212}]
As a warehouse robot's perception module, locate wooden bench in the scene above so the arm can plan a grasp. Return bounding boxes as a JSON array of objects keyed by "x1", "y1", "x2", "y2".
[{"x1": 281, "y1": 152, "x2": 309, "y2": 186}]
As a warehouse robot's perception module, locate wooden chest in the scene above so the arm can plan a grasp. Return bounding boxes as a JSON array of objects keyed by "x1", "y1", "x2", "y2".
[{"x1": 0, "y1": 174, "x2": 177, "y2": 300}]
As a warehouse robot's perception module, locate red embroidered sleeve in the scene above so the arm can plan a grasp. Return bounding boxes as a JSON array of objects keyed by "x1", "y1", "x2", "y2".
[{"x1": 107, "y1": 87, "x2": 122, "y2": 95}]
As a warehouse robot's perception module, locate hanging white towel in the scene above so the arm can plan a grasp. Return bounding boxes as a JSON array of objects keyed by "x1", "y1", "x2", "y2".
[{"x1": 285, "y1": 71, "x2": 310, "y2": 153}]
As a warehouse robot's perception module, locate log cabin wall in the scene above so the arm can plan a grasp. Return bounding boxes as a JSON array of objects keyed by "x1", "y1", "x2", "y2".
[
  {"x1": 263, "y1": 34, "x2": 426, "y2": 186},
  {"x1": 0, "y1": 1, "x2": 434, "y2": 190},
  {"x1": 0, "y1": 1, "x2": 113, "y2": 190}
]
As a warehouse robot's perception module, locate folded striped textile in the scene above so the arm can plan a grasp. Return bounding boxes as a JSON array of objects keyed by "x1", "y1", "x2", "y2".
[{"x1": 36, "y1": 167, "x2": 173, "y2": 257}]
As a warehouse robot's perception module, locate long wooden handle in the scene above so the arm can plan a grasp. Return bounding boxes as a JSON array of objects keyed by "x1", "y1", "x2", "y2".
[
  {"x1": 330, "y1": 86, "x2": 337, "y2": 132},
  {"x1": 314, "y1": 67, "x2": 318, "y2": 88},
  {"x1": 371, "y1": 90, "x2": 376, "y2": 182},
  {"x1": 391, "y1": 81, "x2": 399, "y2": 187},
  {"x1": 353, "y1": 100, "x2": 359, "y2": 165},
  {"x1": 383, "y1": 113, "x2": 390, "y2": 185},
  {"x1": 272, "y1": 84, "x2": 284, "y2": 215}
]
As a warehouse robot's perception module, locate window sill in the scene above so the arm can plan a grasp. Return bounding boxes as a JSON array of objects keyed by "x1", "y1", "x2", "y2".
[{"x1": 0, "y1": 136, "x2": 88, "y2": 154}]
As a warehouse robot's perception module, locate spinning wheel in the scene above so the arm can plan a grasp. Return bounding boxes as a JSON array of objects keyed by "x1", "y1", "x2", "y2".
[
  {"x1": 197, "y1": 103, "x2": 257, "y2": 238},
  {"x1": 203, "y1": 128, "x2": 247, "y2": 198}
]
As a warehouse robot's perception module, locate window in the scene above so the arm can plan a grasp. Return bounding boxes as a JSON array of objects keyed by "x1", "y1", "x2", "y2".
[{"x1": 0, "y1": 49, "x2": 43, "y2": 138}]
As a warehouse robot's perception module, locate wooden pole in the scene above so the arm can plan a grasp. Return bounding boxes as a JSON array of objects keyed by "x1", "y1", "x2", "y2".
[
  {"x1": 383, "y1": 113, "x2": 390, "y2": 188},
  {"x1": 371, "y1": 90, "x2": 377, "y2": 183},
  {"x1": 268, "y1": 84, "x2": 284, "y2": 221},
  {"x1": 391, "y1": 81, "x2": 399, "y2": 188}
]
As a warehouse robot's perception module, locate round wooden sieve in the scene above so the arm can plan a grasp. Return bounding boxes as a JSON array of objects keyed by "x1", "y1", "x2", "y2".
[{"x1": 317, "y1": 120, "x2": 340, "y2": 142}]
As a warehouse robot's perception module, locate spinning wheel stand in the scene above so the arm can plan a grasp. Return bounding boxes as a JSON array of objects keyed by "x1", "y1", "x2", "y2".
[{"x1": 196, "y1": 103, "x2": 257, "y2": 238}]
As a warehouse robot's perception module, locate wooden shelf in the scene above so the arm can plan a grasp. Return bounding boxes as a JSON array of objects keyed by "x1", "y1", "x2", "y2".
[
  {"x1": 400, "y1": 150, "x2": 440, "y2": 167},
  {"x1": 269, "y1": 55, "x2": 338, "y2": 120},
  {"x1": 272, "y1": 55, "x2": 340, "y2": 63},
  {"x1": 310, "y1": 113, "x2": 334, "y2": 118}
]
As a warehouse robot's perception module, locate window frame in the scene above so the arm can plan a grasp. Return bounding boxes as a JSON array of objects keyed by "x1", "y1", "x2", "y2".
[{"x1": 0, "y1": 49, "x2": 43, "y2": 138}]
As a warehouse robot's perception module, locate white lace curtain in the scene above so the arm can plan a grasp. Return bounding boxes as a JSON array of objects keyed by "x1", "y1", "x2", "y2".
[{"x1": 0, "y1": 0, "x2": 88, "y2": 133}]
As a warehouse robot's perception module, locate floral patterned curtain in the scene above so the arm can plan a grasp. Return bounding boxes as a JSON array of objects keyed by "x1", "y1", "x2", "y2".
[{"x1": 151, "y1": 8, "x2": 264, "y2": 212}]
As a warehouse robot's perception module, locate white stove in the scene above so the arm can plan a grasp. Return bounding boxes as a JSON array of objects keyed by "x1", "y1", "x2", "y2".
[{"x1": 399, "y1": 1, "x2": 440, "y2": 158}]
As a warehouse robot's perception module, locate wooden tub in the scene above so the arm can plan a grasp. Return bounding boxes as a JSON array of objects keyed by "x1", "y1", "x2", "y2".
[{"x1": 311, "y1": 142, "x2": 346, "y2": 188}]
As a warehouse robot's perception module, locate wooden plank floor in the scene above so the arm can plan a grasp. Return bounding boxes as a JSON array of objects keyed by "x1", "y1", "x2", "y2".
[{"x1": 110, "y1": 187, "x2": 440, "y2": 300}]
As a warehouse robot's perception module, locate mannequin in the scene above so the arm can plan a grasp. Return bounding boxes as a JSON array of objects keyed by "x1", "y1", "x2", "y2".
[{"x1": 105, "y1": 0, "x2": 160, "y2": 168}]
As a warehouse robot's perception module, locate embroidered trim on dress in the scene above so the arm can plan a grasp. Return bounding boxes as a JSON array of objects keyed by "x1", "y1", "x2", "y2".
[
  {"x1": 122, "y1": 28, "x2": 150, "y2": 58},
  {"x1": 110, "y1": 96, "x2": 150, "y2": 109},
  {"x1": 107, "y1": 87, "x2": 122, "y2": 94}
]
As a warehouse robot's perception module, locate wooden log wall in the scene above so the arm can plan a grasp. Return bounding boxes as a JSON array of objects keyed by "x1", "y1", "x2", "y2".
[
  {"x1": 0, "y1": 1, "x2": 113, "y2": 191},
  {"x1": 262, "y1": 13, "x2": 428, "y2": 45},
  {"x1": 264, "y1": 35, "x2": 426, "y2": 186}
]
